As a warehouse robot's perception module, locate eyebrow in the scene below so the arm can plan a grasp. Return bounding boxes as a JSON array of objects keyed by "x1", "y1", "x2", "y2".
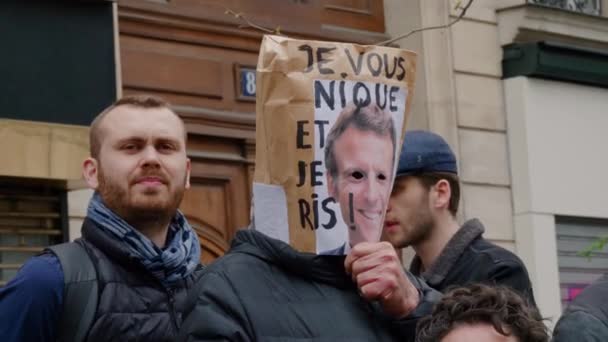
[{"x1": 113, "y1": 136, "x2": 183, "y2": 148}]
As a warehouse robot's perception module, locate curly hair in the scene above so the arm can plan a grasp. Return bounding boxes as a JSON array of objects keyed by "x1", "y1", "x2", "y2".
[{"x1": 416, "y1": 284, "x2": 548, "y2": 342}]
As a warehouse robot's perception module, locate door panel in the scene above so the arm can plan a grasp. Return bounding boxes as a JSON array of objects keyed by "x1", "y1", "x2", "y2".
[{"x1": 180, "y1": 156, "x2": 251, "y2": 264}]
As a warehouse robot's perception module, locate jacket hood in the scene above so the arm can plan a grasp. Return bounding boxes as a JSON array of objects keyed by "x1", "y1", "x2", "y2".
[
  {"x1": 230, "y1": 229, "x2": 355, "y2": 289},
  {"x1": 567, "y1": 273, "x2": 608, "y2": 321}
]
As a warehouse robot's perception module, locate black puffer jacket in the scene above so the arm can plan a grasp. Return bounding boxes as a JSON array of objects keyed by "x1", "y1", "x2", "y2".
[
  {"x1": 552, "y1": 273, "x2": 608, "y2": 342},
  {"x1": 179, "y1": 229, "x2": 439, "y2": 342},
  {"x1": 78, "y1": 219, "x2": 204, "y2": 341}
]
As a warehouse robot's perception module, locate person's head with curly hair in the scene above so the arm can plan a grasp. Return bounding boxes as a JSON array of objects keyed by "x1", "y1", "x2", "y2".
[{"x1": 416, "y1": 284, "x2": 548, "y2": 342}]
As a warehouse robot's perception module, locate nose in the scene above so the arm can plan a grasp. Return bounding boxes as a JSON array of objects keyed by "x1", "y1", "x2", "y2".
[
  {"x1": 364, "y1": 177, "x2": 382, "y2": 206},
  {"x1": 140, "y1": 145, "x2": 161, "y2": 168}
]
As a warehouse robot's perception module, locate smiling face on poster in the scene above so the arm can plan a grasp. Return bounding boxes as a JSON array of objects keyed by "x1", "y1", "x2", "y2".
[
  {"x1": 315, "y1": 82, "x2": 406, "y2": 254},
  {"x1": 252, "y1": 35, "x2": 416, "y2": 254}
]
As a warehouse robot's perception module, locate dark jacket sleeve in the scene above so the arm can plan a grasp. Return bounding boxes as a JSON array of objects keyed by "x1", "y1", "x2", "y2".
[
  {"x1": 0, "y1": 254, "x2": 64, "y2": 342},
  {"x1": 179, "y1": 271, "x2": 253, "y2": 342},
  {"x1": 388, "y1": 271, "x2": 442, "y2": 341},
  {"x1": 553, "y1": 310, "x2": 608, "y2": 342},
  {"x1": 487, "y1": 259, "x2": 536, "y2": 306}
]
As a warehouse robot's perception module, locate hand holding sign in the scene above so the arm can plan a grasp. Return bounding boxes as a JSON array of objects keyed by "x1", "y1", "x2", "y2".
[{"x1": 345, "y1": 241, "x2": 420, "y2": 318}]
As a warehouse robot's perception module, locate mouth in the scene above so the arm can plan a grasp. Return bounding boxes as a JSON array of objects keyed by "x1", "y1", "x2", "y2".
[
  {"x1": 135, "y1": 176, "x2": 166, "y2": 186},
  {"x1": 384, "y1": 220, "x2": 399, "y2": 230},
  {"x1": 358, "y1": 210, "x2": 382, "y2": 221}
]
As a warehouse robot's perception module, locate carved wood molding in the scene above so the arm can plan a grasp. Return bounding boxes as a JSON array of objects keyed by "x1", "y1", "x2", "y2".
[
  {"x1": 177, "y1": 105, "x2": 255, "y2": 141},
  {"x1": 175, "y1": 105, "x2": 255, "y2": 126},
  {"x1": 187, "y1": 150, "x2": 254, "y2": 165},
  {"x1": 185, "y1": 122, "x2": 255, "y2": 141},
  {"x1": 119, "y1": 7, "x2": 263, "y2": 53},
  {"x1": 118, "y1": 1, "x2": 389, "y2": 47}
]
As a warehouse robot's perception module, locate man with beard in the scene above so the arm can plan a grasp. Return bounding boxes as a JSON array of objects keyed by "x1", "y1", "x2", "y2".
[
  {"x1": 0, "y1": 95, "x2": 203, "y2": 341},
  {"x1": 383, "y1": 130, "x2": 536, "y2": 304}
]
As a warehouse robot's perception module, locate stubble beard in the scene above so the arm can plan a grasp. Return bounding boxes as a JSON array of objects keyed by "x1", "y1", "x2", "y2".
[
  {"x1": 97, "y1": 166, "x2": 186, "y2": 227},
  {"x1": 395, "y1": 207, "x2": 435, "y2": 249}
]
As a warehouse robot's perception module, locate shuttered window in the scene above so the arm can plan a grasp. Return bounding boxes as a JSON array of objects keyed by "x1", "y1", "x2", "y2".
[
  {"x1": 556, "y1": 216, "x2": 608, "y2": 309},
  {"x1": 0, "y1": 181, "x2": 65, "y2": 286}
]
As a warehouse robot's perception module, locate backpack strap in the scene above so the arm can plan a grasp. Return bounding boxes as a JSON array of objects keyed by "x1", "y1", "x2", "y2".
[{"x1": 47, "y1": 242, "x2": 98, "y2": 342}]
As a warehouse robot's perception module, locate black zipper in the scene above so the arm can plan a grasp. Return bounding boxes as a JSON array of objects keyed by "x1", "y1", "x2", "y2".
[{"x1": 166, "y1": 287, "x2": 179, "y2": 332}]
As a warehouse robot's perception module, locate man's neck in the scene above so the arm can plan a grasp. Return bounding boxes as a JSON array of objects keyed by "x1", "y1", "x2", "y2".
[
  {"x1": 131, "y1": 218, "x2": 172, "y2": 248},
  {"x1": 413, "y1": 215, "x2": 460, "y2": 271}
]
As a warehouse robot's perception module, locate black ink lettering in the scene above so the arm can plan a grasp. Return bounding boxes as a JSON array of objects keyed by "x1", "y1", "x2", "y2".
[
  {"x1": 299, "y1": 199, "x2": 313, "y2": 230},
  {"x1": 317, "y1": 47, "x2": 336, "y2": 75},
  {"x1": 297, "y1": 161, "x2": 306, "y2": 187},
  {"x1": 345, "y1": 49, "x2": 364, "y2": 75},
  {"x1": 314, "y1": 80, "x2": 335, "y2": 110},
  {"x1": 384, "y1": 54, "x2": 398, "y2": 79},
  {"x1": 296, "y1": 120, "x2": 311, "y2": 149},
  {"x1": 389, "y1": 86, "x2": 399, "y2": 112},
  {"x1": 299, "y1": 45, "x2": 314, "y2": 73},
  {"x1": 314, "y1": 120, "x2": 330, "y2": 148},
  {"x1": 321, "y1": 197, "x2": 337, "y2": 229},
  {"x1": 366, "y1": 53, "x2": 383, "y2": 77},
  {"x1": 310, "y1": 161, "x2": 323, "y2": 186},
  {"x1": 312, "y1": 193, "x2": 319, "y2": 229},
  {"x1": 353, "y1": 82, "x2": 371, "y2": 108},
  {"x1": 348, "y1": 192, "x2": 356, "y2": 230},
  {"x1": 396, "y1": 56, "x2": 406, "y2": 81},
  {"x1": 339, "y1": 80, "x2": 346, "y2": 108},
  {"x1": 375, "y1": 83, "x2": 387, "y2": 110}
]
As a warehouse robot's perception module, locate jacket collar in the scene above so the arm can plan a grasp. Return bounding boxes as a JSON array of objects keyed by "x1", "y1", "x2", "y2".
[
  {"x1": 230, "y1": 228, "x2": 355, "y2": 289},
  {"x1": 81, "y1": 218, "x2": 145, "y2": 270},
  {"x1": 410, "y1": 219, "x2": 485, "y2": 286}
]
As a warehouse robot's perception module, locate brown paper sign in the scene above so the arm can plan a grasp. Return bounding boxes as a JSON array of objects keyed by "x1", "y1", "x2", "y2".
[{"x1": 253, "y1": 35, "x2": 417, "y2": 254}]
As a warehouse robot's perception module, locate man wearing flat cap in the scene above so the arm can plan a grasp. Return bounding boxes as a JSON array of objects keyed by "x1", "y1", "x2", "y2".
[{"x1": 383, "y1": 130, "x2": 536, "y2": 305}]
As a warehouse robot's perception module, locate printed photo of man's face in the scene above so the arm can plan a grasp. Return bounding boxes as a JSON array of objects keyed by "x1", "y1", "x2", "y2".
[{"x1": 325, "y1": 104, "x2": 396, "y2": 248}]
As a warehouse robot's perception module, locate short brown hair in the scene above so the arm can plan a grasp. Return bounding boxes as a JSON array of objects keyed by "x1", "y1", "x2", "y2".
[
  {"x1": 89, "y1": 95, "x2": 184, "y2": 158},
  {"x1": 415, "y1": 172, "x2": 460, "y2": 216},
  {"x1": 416, "y1": 284, "x2": 548, "y2": 342},
  {"x1": 324, "y1": 103, "x2": 396, "y2": 180}
]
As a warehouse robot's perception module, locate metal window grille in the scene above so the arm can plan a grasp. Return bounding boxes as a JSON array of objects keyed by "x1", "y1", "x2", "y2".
[
  {"x1": 0, "y1": 184, "x2": 65, "y2": 286},
  {"x1": 556, "y1": 216, "x2": 608, "y2": 309},
  {"x1": 528, "y1": 0, "x2": 601, "y2": 15}
]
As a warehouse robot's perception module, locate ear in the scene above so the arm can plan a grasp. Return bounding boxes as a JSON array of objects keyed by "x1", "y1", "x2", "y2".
[
  {"x1": 83, "y1": 157, "x2": 100, "y2": 189},
  {"x1": 185, "y1": 158, "x2": 191, "y2": 189},
  {"x1": 326, "y1": 173, "x2": 336, "y2": 198},
  {"x1": 432, "y1": 179, "x2": 452, "y2": 211}
]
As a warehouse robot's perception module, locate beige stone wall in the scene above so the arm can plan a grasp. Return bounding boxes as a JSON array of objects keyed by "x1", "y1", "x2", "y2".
[
  {"x1": 383, "y1": 0, "x2": 429, "y2": 131},
  {"x1": 0, "y1": 119, "x2": 91, "y2": 240},
  {"x1": 448, "y1": 1, "x2": 515, "y2": 248},
  {"x1": 67, "y1": 188, "x2": 94, "y2": 241},
  {"x1": 0, "y1": 119, "x2": 88, "y2": 180}
]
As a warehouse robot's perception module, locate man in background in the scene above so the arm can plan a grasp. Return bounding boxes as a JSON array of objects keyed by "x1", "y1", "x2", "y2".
[{"x1": 384, "y1": 130, "x2": 536, "y2": 304}]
